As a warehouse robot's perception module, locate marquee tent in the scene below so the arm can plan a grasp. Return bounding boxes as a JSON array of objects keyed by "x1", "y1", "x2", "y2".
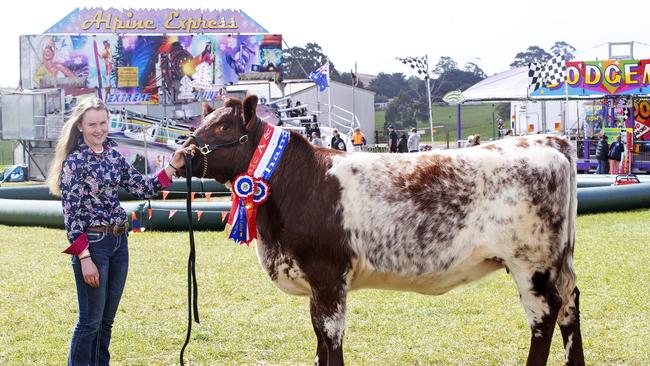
[{"x1": 462, "y1": 67, "x2": 529, "y2": 102}]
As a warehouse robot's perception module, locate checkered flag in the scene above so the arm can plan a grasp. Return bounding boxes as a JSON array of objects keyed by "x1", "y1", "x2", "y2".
[
  {"x1": 528, "y1": 54, "x2": 567, "y2": 92},
  {"x1": 397, "y1": 56, "x2": 429, "y2": 78}
]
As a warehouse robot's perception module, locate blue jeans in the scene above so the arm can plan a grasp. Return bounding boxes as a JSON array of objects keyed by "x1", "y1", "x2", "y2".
[
  {"x1": 596, "y1": 159, "x2": 610, "y2": 174},
  {"x1": 68, "y1": 232, "x2": 128, "y2": 366}
]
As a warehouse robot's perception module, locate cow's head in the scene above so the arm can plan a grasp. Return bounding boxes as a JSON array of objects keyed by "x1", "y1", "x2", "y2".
[{"x1": 180, "y1": 95, "x2": 261, "y2": 183}]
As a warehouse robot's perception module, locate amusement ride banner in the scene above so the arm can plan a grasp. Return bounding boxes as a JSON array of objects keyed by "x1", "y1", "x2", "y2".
[
  {"x1": 44, "y1": 8, "x2": 268, "y2": 34},
  {"x1": 20, "y1": 33, "x2": 283, "y2": 104},
  {"x1": 529, "y1": 59, "x2": 650, "y2": 98}
]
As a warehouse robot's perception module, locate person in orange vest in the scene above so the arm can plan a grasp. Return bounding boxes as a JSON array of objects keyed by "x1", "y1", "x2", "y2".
[{"x1": 352, "y1": 128, "x2": 366, "y2": 152}]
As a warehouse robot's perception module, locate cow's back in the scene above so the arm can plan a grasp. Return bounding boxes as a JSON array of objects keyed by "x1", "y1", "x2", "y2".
[{"x1": 329, "y1": 134, "x2": 575, "y2": 293}]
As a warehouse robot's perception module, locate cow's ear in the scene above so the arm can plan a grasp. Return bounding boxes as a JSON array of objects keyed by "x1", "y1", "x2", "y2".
[
  {"x1": 223, "y1": 97, "x2": 242, "y2": 117},
  {"x1": 201, "y1": 102, "x2": 215, "y2": 118},
  {"x1": 243, "y1": 94, "x2": 258, "y2": 131}
]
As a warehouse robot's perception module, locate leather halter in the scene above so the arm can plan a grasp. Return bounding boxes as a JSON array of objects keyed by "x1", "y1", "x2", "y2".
[{"x1": 186, "y1": 134, "x2": 249, "y2": 178}]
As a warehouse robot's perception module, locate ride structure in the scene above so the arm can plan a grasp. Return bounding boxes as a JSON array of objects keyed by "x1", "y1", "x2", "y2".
[{"x1": 461, "y1": 42, "x2": 650, "y2": 173}]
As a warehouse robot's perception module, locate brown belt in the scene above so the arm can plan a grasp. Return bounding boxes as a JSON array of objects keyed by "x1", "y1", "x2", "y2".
[{"x1": 86, "y1": 224, "x2": 128, "y2": 236}]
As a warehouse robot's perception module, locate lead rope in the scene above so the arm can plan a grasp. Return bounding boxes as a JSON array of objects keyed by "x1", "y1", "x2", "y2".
[{"x1": 180, "y1": 154, "x2": 200, "y2": 366}]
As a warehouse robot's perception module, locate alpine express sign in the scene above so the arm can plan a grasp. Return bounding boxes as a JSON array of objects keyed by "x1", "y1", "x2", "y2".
[
  {"x1": 530, "y1": 59, "x2": 650, "y2": 97},
  {"x1": 44, "y1": 8, "x2": 269, "y2": 34}
]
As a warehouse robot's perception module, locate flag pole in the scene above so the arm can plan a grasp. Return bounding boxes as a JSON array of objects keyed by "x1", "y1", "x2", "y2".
[
  {"x1": 562, "y1": 53, "x2": 569, "y2": 135},
  {"x1": 327, "y1": 58, "x2": 332, "y2": 128},
  {"x1": 425, "y1": 55, "x2": 434, "y2": 144},
  {"x1": 352, "y1": 61, "x2": 357, "y2": 129}
]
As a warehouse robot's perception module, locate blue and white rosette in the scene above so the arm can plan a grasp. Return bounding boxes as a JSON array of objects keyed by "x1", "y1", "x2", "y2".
[
  {"x1": 233, "y1": 175, "x2": 255, "y2": 199},
  {"x1": 228, "y1": 174, "x2": 256, "y2": 244},
  {"x1": 253, "y1": 179, "x2": 270, "y2": 204}
]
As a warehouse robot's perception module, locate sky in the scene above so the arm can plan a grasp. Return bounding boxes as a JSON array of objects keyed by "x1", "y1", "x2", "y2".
[{"x1": 2, "y1": 0, "x2": 649, "y2": 87}]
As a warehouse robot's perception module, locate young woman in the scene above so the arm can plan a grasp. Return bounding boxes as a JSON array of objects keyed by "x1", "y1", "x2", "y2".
[{"x1": 46, "y1": 96, "x2": 194, "y2": 365}]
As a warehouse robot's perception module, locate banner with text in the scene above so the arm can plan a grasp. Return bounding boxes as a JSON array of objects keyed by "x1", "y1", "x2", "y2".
[
  {"x1": 530, "y1": 59, "x2": 650, "y2": 98},
  {"x1": 44, "y1": 8, "x2": 268, "y2": 34}
]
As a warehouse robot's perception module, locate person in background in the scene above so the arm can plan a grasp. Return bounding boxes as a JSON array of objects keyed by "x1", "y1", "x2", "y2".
[
  {"x1": 464, "y1": 135, "x2": 474, "y2": 148},
  {"x1": 330, "y1": 129, "x2": 347, "y2": 151},
  {"x1": 352, "y1": 128, "x2": 366, "y2": 152},
  {"x1": 608, "y1": 134, "x2": 625, "y2": 174},
  {"x1": 305, "y1": 122, "x2": 321, "y2": 140},
  {"x1": 397, "y1": 133, "x2": 408, "y2": 153},
  {"x1": 46, "y1": 96, "x2": 194, "y2": 366},
  {"x1": 497, "y1": 117, "x2": 504, "y2": 137},
  {"x1": 387, "y1": 125, "x2": 398, "y2": 153},
  {"x1": 471, "y1": 134, "x2": 481, "y2": 146},
  {"x1": 595, "y1": 134, "x2": 610, "y2": 174},
  {"x1": 291, "y1": 101, "x2": 306, "y2": 118},
  {"x1": 311, "y1": 132, "x2": 324, "y2": 146},
  {"x1": 407, "y1": 128, "x2": 420, "y2": 153}
]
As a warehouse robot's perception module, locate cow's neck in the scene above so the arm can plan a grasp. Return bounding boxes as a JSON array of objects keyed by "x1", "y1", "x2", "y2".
[{"x1": 254, "y1": 129, "x2": 344, "y2": 241}]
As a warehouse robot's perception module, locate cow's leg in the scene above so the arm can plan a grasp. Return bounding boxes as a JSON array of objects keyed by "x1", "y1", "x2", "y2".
[
  {"x1": 310, "y1": 301, "x2": 328, "y2": 365},
  {"x1": 556, "y1": 287, "x2": 584, "y2": 366},
  {"x1": 511, "y1": 268, "x2": 562, "y2": 366},
  {"x1": 555, "y1": 258, "x2": 585, "y2": 366},
  {"x1": 309, "y1": 279, "x2": 348, "y2": 366}
]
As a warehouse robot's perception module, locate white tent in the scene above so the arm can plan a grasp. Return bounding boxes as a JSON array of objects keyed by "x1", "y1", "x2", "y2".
[{"x1": 462, "y1": 67, "x2": 529, "y2": 102}]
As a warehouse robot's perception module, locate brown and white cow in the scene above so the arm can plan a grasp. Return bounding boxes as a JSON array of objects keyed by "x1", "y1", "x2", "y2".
[{"x1": 182, "y1": 95, "x2": 584, "y2": 366}]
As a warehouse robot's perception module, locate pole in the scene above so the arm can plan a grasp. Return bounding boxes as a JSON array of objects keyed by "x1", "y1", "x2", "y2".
[
  {"x1": 143, "y1": 127, "x2": 149, "y2": 176},
  {"x1": 560, "y1": 53, "x2": 569, "y2": 135},
  {"x1": 425, "y1": 55, "x2": 434, "y2": 145},
  {"x1": 327, "y1": 59, "x2": 332, "y2": 128},
  {"x1": 457, "y1": 104, "x2": 461, "y2": 148},
  {"x1": 352, "y1": 62, "x2": 357, "y2": 129},
  {"x1": 492, "y1": 104, "x2": 496, "y2": 140},
  {"x1": 625, "y1": 97, "x2": 634, "y2": 173}
]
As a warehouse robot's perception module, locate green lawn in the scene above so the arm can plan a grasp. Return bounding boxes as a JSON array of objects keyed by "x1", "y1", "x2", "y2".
[
  {"x1": 375, "y1": 104, "x2": 504, "y2": 146},
  {"x1": 1, "y1": 209, "x2": 649, "y2": 365},
  {"x1": 0, "y1": 140, "x2": 13, "y2": 166}
]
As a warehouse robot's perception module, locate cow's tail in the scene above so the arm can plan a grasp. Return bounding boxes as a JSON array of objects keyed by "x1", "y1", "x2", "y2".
[{"x1": 556, "y1": 141, "x2": 578, "y2": 321}]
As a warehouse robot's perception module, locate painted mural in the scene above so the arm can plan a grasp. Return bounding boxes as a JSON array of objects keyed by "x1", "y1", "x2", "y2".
[{"x1": 20, "y1": 34, "x2": 283, "y2": 104}]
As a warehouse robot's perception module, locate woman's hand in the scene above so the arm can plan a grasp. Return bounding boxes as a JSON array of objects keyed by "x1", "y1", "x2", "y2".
[
  {"x1": 170, "y1": 145, "x2": 196, "y2": 170},
  {"x1": 80, "y1": 258, "x2": 100, "y2": 288}
]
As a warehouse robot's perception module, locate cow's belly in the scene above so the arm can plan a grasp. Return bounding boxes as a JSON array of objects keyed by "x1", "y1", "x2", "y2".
[
  {"x1": 348, "y1": 247, "x2": 503, "y2": 295},
  {"x1": 255, "y1": 238, "x2": 311, "y2": 296}
]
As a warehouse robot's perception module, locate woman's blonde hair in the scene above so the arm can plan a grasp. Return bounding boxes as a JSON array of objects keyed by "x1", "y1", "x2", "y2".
[{"x1": 46, "y1": 96, "x2": 109, "y2": 196}]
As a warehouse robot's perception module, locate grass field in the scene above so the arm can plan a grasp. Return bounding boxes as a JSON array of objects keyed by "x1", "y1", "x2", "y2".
[
  {"x1": 0, "y1": 140, "x2": 13, "y2": 167},
  {"x1": 375, "y1": 104, "x2": 503, "y2": 146},
  {"x1": 1, "y1": 209, "x2": 649, "y2": 365}
]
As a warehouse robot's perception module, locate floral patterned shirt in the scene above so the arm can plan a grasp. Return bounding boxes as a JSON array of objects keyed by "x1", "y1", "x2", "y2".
[{"x1": 61, "y1": 138, "x2": 172, "y2": 255}]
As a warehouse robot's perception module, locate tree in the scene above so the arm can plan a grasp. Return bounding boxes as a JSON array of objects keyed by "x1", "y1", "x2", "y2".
[
  {"x1": 367, "y1": 73, "x2": 409, "y2": 99},
  {"x1": 430, "y1": 69, "x2": 484, "y2": 102},
  {"x1": 550, "y1": 41, "x2": 576, "y2": 60},
  {"x1": 282, "y1": 42, "x2": 341, "y2": 81},
  {"x1": 510, "y1": 46, "x2": 551, "y2": 68},
  {"x1": 385, "y1": 90, "x2": 418, "y2": 129},
  {"x1": 464, "y1": 60, "x2": 486, "y2": 79},
  {"x1": 374, "y1": 94, "x2": 388, "y2": 103},
  {"x1": 432, "y1": 56, "x2": 458, "y2": 77}
]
